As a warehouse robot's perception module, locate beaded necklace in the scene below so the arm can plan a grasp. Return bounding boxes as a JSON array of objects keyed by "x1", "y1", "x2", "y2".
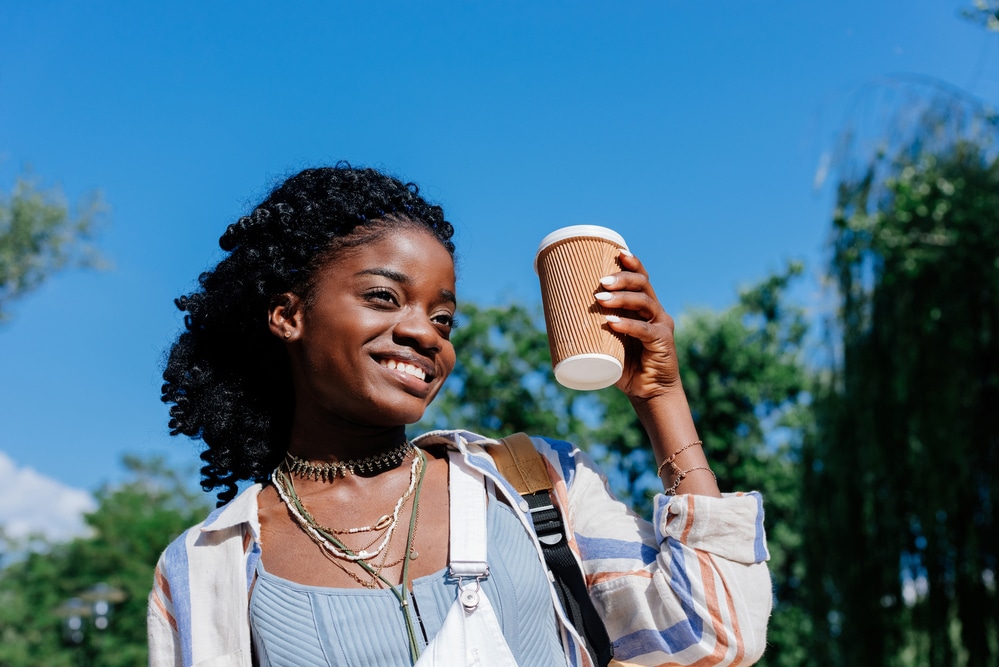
[{"x1": 300, "y1": 487, "x2": 421, "y2": 589}]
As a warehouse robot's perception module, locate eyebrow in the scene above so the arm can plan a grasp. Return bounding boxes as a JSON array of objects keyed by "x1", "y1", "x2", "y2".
[
  {"x1": 357, "y1": 268, "x2": 457, "y2": 305},
  {"x1": 358, "y1": 268, "x2": 409, "y2": 283}
]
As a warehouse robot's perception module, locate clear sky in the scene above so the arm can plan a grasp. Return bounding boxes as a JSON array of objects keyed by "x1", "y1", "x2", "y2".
[{"x1": 1, "y1": 1, "x2": 995, "y2": 538}]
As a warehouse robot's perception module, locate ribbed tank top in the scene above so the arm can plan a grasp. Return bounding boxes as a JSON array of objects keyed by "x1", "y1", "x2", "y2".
[{"x1": 250, "y1": 493, "x2": 566, "y2": 666}]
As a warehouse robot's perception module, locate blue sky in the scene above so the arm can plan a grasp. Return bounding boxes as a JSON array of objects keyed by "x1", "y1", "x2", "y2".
[{"x1": 1, "y1": 1, "x2": 995, "y2": 534}]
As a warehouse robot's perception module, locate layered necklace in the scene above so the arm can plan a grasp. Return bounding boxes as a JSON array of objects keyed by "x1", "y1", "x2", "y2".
[
  {"x1": 271, "y1": 443, "x2": 427, "y2": 664},
  {"x1": 274, "y1": 449, "x2": 422, "y2": 562}
]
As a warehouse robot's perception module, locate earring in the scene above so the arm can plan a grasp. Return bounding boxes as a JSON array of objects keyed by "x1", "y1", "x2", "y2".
[{"x1": 284, "y1": 331, "x2": 291, "y2": 339}]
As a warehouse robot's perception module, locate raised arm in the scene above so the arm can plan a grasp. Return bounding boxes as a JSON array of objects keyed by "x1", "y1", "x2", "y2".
[{"x1": 599, "y1": 250, "x2": 720, "y2": 497}]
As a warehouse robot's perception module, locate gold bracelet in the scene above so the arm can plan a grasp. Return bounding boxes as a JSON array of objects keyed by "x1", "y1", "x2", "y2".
[
  {"x1": 665, "y1": 466, "x2": 716, "y2": 495},
  {"x1": 656, "y1": 440, "x2": 703, "y2": 479}
]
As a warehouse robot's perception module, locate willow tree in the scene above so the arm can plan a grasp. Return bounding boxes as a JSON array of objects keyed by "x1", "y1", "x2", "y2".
[{"x1": 806, "y1": 140, "x2": 999, "y2": 666}]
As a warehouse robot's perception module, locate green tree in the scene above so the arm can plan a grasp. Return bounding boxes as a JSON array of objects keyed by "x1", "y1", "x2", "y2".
[
  {"x1": 0, "y1": 457, "x2": 209, "y2": 667},
  {"x1": 806, "y1": 142, "x2": 999, "y2": 666},
  {"x1": 0, "y1": 173, "x2": 105, "y2": 321},
  {"x1": 962, "y1": 0, "x2": 999, "y2": 30},
  {"x1": 422, "y1": 271, "x2": 814, "y2": 667},
  {"x1": 419, "y1": 301, "x2": 590, "y2": 442},
  {"x1": 593, "y1": 265, "x2": 812, "y2": 667}
]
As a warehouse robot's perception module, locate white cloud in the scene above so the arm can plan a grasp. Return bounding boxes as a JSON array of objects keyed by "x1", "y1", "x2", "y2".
[{"x1": 0, "y1": 451, "x2": 97, "y2": 542}]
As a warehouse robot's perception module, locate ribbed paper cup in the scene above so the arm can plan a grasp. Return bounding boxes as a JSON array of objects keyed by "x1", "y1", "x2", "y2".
[{"x1": 534, "y1": 225, "x2": 629, "y2": 391}]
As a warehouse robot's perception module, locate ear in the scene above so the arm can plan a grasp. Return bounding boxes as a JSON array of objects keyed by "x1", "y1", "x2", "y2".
[{"x1": 268, "y1": 293, "x2": 304, "y2": 342}]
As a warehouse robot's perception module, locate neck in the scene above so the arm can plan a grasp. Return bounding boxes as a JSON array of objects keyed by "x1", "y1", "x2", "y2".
[{"x1": 286, "y1": 410, "x2": 410, "y2": 464}]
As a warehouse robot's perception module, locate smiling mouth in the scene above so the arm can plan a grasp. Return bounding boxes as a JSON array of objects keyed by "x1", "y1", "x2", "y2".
[{"x1": 380, "y1": 358, "x2": 431, "y2": 383}]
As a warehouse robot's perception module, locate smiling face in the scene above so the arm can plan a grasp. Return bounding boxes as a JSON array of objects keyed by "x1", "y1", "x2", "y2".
[{"x1": 276, "y1": 223, "x2": 457, "y2": 430}]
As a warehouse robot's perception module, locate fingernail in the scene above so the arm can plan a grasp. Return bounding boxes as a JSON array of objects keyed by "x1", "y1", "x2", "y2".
[
  {"x1": 621, "y1": 249, "x2": 634, "y2": 258},
  {"x1": 605, "y1": 315, "x2": 621, "y2": 323},
  {"x1": 595, "y1": 292, "x2": 613, "y2": 301},
  {"x1": 599, "y1": 276, "x2": 616, "y2": 286}
]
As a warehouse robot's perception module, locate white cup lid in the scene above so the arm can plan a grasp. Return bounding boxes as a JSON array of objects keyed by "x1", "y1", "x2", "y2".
[
  {"x1": 534, "y1": 225, "x2": 629, "y2": 273},
  {"x1": 553, "y1": 354, "x2": 623, "y2": 391}
]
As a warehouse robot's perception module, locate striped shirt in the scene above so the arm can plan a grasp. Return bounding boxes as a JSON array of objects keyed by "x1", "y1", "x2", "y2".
[{"x1": 148, "y1": 431, "x2": 772, "y2": 666}]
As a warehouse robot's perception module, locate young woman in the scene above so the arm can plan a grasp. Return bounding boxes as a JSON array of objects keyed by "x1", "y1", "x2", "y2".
[{"x1": 148, "y1": 164, "x2": 772, "y2": 667}]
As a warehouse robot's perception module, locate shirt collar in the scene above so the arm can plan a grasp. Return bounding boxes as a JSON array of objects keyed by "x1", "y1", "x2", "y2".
[
  {"x1": 201, "y1": 483, "x2": 263, "y2": 539},
  {"x1": 195, "y1": 430, "x2": 499, "y2": 541}
]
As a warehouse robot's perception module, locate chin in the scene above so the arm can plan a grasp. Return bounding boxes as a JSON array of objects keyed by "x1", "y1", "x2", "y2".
[{"x1": 367, "y1": 401, "x2": 431, "y2": 428}]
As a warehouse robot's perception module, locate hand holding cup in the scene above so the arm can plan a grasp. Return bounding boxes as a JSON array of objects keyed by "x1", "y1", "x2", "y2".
[
  {"x1": 597, "y1": 251, "x2": 682, "y2": 400},
  {"x1": 535, "y1": 226, "x2": 680, "y2": 397}
]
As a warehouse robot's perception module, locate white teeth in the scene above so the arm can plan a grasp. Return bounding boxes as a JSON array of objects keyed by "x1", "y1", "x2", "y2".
[
  {"x1": 381, "y1": 359, "x2": 426, "y2": 381},
  {"x1": 403, "y1": 364, "x2": 426, "y2": 381}
]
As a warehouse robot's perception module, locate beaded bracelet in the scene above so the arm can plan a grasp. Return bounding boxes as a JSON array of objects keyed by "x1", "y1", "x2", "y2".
[
  {"x1": 665, "y1": 466, "x2": 717, "y2": 495},
  {"x1": 656, "y1": 440, "x2": 703, "y2": 479}
]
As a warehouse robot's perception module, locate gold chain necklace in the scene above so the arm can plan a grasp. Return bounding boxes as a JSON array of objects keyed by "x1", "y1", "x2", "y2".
[{"x1": 310, "y1": 489, "x2": 421, "y2": 589}]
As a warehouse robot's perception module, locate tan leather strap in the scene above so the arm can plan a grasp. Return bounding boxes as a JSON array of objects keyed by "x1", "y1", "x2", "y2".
[{"x1": 486, "y1": 432, "x2": 554, "y2": 495}]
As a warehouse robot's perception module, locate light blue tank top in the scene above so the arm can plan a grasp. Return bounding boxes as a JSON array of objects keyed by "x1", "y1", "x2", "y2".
[{"x1": 250, "y1": 493, "x2": 566, "y2": 666}]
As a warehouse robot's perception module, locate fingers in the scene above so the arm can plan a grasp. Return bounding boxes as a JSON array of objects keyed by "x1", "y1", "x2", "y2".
[
  {"x1": 595, "y1": 289, "x2": 661, "y2": 321},
  {"x1": 605, "y1": 312, "x2": 675, "y2": 346},
  {"x1": 602, "y1": 251, "x2": 683, "y2": 395},
  {"x1": 600, "y1": 251, "x2": 658, "y2": 298},
  {"x1": 618, "y1": 249, "x2": 646, "y2": 275},
  {"x1": 598, "y1": 271, "x2": 648, "y2": 292},
  {"x1": 595, "y1": 251, "x2": 665, "y2": 322}
]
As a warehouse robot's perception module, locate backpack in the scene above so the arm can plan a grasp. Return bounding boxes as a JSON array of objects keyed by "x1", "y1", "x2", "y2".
[{"x1": 485, "y1": 433, "x2": 614, "y2": 667}]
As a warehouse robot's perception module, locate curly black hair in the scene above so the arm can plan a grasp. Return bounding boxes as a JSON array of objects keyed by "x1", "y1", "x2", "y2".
[{"x1": 161, "y1": 164, "x2": 456, "y2": 505}]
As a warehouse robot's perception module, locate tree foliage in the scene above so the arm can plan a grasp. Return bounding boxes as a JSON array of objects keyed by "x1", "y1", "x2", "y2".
[
  {"x1": 0, "y1": 173, "x2": 105, "y2": 321},
  {"x1": 806, "y1": 142, "x2": 999, "y2": 666},
  {"x1": 0, "y1": 457, "x2": 209, "y2": 667},
  {"x1": 962, "y1": 0, "x2": 999, "y2": 30},
  {"x1": 418, "y1": 301, "x2": 591, "y2": 442},
  {"x1": 592, "y1": 265, "x2": 812, "y2": 667},
  {"x1": 421, "y1": 272, "x2": 813, "y2": 666}
]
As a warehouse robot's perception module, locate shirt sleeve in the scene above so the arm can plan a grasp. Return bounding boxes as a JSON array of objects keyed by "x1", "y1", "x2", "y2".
[
  {"x1": 148, "y1": 555, "x2": 184, "y2": 667},
  {"x1": 541, "y1": 438, "x2": 773, "y2": 666}
]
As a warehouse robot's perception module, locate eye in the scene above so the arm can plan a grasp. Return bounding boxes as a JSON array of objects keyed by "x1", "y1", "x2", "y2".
[
  {"x1": 364, "y1": 288, "x2": 399, "y2": 306},
  {"x1": 432, "y1": 312, "x2": 458, "y2": 332}
]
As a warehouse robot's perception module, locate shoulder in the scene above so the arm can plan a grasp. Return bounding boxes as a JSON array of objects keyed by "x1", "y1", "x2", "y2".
[
  {"x1": 412, "y1": 429, "x2": 593, "y2": 489},
  {"x1": 155, "y1": 484, "x2": 263, "y2": 576}
]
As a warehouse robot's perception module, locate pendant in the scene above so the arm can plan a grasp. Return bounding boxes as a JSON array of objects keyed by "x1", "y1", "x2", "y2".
[
  {"x1": 373, "y1": 515, "x2": 393, "y2": 530},
  {"x1": 409, "y1": 549, "x2": 419, "y2": 560}
]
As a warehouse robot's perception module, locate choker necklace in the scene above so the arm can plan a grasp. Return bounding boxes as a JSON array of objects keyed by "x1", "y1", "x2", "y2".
[{"x1": 285, "y1": 440, "x2": 415, "y2": 481}]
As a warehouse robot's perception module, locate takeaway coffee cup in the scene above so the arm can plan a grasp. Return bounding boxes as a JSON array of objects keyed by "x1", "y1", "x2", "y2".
[{"x1": 534, "y1": 225, "x2": 630, "y2": 391}]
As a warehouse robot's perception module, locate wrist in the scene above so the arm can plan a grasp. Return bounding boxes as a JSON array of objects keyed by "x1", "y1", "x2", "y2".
[{"x1": 628, "y1": 383, "x2": 690, "y2": 424}]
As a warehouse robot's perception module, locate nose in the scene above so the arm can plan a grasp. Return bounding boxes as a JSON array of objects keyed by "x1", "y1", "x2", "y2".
[{"x1": 393, "y1": 306, "x2": 442, "y2": 353}]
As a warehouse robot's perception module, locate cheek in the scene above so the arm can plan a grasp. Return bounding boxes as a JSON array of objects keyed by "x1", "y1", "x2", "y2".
[{"x1": 439, "y1": 344, "x2": 457, "y2": 380}]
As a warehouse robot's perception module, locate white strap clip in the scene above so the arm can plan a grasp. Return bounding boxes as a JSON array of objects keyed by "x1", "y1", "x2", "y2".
[{"x1": 458, "y1": 576, "x2": 486, "y2": 610}]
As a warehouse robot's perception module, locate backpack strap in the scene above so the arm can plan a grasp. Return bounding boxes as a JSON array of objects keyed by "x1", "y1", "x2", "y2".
[
  {"x1": 488, "y1": 432, "x2": 553, "y2": 494},
  {"x1": 486, "y1": 433, "x2": 614, "y2": 667}
]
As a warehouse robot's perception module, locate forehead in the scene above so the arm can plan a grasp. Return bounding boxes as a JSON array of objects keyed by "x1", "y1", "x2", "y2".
[{"x1": 319, "y1": 225, "x2": 456, "y2": 285}]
